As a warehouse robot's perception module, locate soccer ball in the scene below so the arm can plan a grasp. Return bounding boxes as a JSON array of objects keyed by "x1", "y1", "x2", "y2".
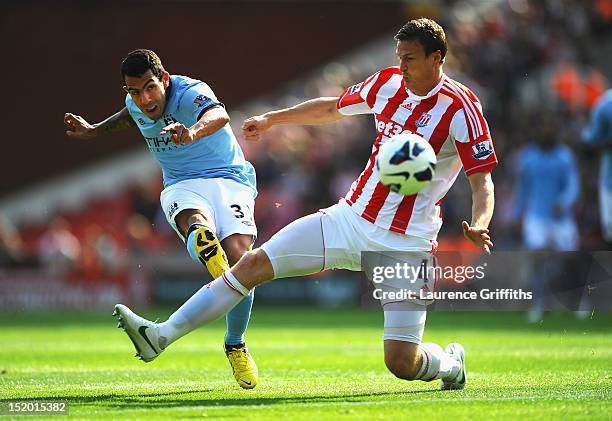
[{"x1": 376, "y1": 133, "x2": 436, "y2": 196}]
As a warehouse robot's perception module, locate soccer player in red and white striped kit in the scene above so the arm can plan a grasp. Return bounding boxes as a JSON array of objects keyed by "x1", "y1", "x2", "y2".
[{"x1": 115, "y1": 18, "x2": 496, "y2": 390}]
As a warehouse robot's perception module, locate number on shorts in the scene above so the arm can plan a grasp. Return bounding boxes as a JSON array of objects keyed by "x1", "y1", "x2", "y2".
[{"x1": 231, "y1": 204, "x2": 245, "y2": 219}]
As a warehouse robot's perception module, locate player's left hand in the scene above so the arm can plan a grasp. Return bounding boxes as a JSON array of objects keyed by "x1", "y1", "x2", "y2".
[
  {"x1": 160, "y1": 123, "x2": 195, "y2": 145},
  {"x1": 462, "y1": 221, "x2": 493, "y2": 254}
]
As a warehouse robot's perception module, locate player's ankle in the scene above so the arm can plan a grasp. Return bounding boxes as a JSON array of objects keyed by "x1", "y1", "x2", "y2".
[
  {"x1": 186, "y1": 222, "x2": 206, "y2": 238},
  {"x1": 225, "y1": 342, "x2": 246, "y2": 352}
]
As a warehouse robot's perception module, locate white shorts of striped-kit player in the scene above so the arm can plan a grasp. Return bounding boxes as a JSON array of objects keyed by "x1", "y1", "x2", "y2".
[{"x1": 261, "y1": 199, "x2": 437, "y2": 344}]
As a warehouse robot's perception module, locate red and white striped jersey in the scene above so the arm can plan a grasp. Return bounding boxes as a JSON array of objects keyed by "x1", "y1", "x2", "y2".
[{"x1": 336, "y1": 67, "x2": 497, "y2": 240}]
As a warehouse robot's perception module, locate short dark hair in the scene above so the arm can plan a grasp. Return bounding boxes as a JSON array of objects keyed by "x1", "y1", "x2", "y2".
[
  {"x1": 395, "y1": 18, "x2": 447, "y2": 61},
  {"x1": 120, "y1": 49, "x2": 165, "y2": 82}
]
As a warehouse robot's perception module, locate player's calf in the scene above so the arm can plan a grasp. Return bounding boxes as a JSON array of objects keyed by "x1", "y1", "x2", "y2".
[
  {"x1": 385, "y1": 358, "x2": 421, "y2": 381},
  {"x1": 384, "y1": 340, "x2": 421, "y2": 380}
]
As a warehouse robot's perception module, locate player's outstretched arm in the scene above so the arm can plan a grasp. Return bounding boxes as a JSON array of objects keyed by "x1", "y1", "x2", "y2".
[
  {"x1": 241, "y1": 97, "x2": 343, "y2": 142},
  {"x1": 463, "y1": 172, "x2": 495, "y2": 254},
  {"x1": 64, "y1": 107, "x2": 135, "y2": 140},
  {"x1": 160, "y1": 105, "x2": 229, "y2": 145}
]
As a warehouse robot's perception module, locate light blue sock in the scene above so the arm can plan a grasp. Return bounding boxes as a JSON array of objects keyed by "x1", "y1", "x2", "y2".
[
  {"x1": 225, "y1": 289, "x2": 254, "y2": 345},
  {"x1": 186, "y1": 228, "x2": 201, "y2": 264}
]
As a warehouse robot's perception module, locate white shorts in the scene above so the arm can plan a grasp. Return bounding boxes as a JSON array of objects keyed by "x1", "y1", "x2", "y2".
[
  {"x1": 261, "y1": 199, "x2": 433, "y2": 344},
  {"x1": 320, "y1": 200, "x2": 436, "y2": 272},
  {"x1": 523, "y1": 215, "x2": 578, "y2": 251},
  {"x1": 160, "y1": 178, "x2": 257, "y2": 242}
]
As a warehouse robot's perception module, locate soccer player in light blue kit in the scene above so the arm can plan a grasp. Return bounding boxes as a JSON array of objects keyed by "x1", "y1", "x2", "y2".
[
  {"x1": 64, "y1": 49, "x2": 259, "y2": 388},
  {"x1": 583, "y1": 89, "x2": 612, "y2": 245},
  {"x1": 511, "y1": 118, "x2": 580, "y2": 322},
  {"x1": 511, "y1": 120, "x2": 580, "y2": 252}
]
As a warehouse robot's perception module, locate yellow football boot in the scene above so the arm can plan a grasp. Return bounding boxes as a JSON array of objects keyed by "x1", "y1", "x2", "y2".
[
  {"x1": 192, "y1": 225, "x2": 229, "y2": 278},
  {"x1": 225, "y1": 344, "x2": 259, "y2": 389}
]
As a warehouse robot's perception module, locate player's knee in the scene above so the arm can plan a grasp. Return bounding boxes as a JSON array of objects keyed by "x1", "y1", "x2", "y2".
[
  {"x1": 238, "y1": 248, "x2": 264, "y2": 269},
  {"x1": 176, "y1": 209, "x2": 213, "y2": 237},
  {"x1": 233, "y1": 248, "x2": 273, "y2": 288}
]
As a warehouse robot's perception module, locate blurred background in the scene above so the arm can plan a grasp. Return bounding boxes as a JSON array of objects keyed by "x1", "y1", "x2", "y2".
[{"x1": 1, "y1": 0, "x2": 611, "y2": 312}]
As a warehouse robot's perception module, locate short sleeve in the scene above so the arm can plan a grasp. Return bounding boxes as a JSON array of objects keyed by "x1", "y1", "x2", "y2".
[
  {"x1": 179, "y1": 82, "x2": 223, "y2": 121},
  {"x1": 450, "y1": 100, "x2": 498, "y2": 175},
  {"x1": 336, "y1": 73, "x2": 377, "y2": 116}
]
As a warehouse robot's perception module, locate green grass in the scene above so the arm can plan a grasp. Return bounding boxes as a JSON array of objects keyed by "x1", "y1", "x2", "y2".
[{"x1": 0, "y1": 308, "x2": 611, "y2": 420}]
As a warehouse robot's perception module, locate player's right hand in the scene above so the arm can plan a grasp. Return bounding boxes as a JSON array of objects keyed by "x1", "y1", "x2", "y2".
[
  {"x1": 462, "y1": 221, "x2": 493, "y2": 255},
  {"x1": 64, "y1": 113, "x2": 97, "y2": 139},
  {"x1": 241, "y1": 115, "x2": 271, "y2": 142}
]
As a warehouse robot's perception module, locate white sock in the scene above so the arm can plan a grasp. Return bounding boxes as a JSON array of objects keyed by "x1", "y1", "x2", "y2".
[
  {"x1": 415, "y1": 342, "x2": 461, "y2": 382},
  {"x1": 158, "y1": 272, "x2": 250, "y2": 346}
]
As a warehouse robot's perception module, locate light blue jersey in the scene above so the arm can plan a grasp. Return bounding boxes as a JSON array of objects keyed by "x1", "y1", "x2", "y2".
[
  {"x1": 583, "y1": 89, "x2": 612, "y2": 191},
  {"x1": 126, "y1": 75, "x2": 256, "y2": 194},
  {"x1": 512, "y1": 144, "x2": 579, "y2": 221}
]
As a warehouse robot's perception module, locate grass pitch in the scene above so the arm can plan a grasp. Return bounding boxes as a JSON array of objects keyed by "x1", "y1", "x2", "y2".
[{"x1": 0, "y1": 308, "x2": 611, "y2": 420}]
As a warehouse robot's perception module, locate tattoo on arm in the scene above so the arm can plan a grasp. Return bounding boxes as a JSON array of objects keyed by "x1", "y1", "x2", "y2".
[{"x1": 94, "y1": 107, "x2": 136, "y2": 135}]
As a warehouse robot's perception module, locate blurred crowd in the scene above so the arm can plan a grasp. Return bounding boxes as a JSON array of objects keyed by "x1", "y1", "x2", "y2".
[{"x1": 1, "y1": 0, "x2": 611, "y2": 282}]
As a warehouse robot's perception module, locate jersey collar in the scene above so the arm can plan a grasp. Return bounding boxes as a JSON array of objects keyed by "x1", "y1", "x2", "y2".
[{"x1": 405, "y1": 73, "x2": 447, "y2": 101}]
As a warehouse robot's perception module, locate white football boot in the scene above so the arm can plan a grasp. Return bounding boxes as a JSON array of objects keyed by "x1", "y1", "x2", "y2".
[
  {"x1": 440, "y1": 343, "x2": 466, "y2": 390},
  {"x1": 113, "y1": 304, "x2": 166, "y2": 362}
]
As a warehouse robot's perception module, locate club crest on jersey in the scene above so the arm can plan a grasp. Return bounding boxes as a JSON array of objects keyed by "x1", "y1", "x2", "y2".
[
  {"x1": 415, "y1": 113, "x2": 431, "y2": 128},
  {"x1": 472, "y1": 140, "x2": 493, "y2": 160},
  {"x1": 349, "y1": 82, "x2": 363, "y2": 95}
]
